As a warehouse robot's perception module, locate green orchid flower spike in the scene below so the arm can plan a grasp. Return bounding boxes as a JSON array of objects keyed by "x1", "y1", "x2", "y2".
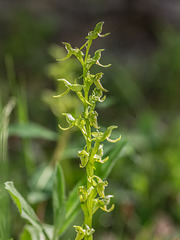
[{"x1": 55, "y1": 21, "x2": 121, "y2": 240}]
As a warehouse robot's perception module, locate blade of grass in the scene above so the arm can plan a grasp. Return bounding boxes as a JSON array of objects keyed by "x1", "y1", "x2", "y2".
[
  {"x1": 5, "y1": 181, "x2": 50, "y2": 240},
  {"x1": 53, "y1": 164, "x2": 66, "y2": 239},
  {"x1": 5, "y1": 54, "x2": 35, "y2": 175},
  {"x1": 9, "y1": 122, "x2": 59, "y2": 141},
  {"x1": 0, "y1": 98, "x2": 16, "y2": 240}
]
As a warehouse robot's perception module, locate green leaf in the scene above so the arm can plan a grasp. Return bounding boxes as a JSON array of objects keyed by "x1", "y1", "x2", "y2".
[
  {"x1": 94, "y1": 22, "x2": 104, "y2": 34},
  {"x1": 29, "y1": 165, "x2": 54, "y2": 192},
  {"x1": 20, "y1": 224, "x2": 53, "y2": 240},
  {"x1": 53, "y1": 164, "x2": 66, "y2": 238},
  {"x1": 20, "y1": 225, "x2": 41, "y2": 240},
  {"x1": 93, "y1": 49, "x2": 104, "y2": 61},
  {"x1": 8, "y1": 122, "x2": 58, "y2": 141},
  {"x1": 57, "y1": 181, "x2": 83, "y2": 235},
  {"x1": 94, "y1": 21, "x2": 110, "y2": 38},
  {"x1": 66, "y1": 181, "x2": 82, "y2": 219},
  {"x1": 86, "y1": 22, "x2": 104, "y2": 40},
  {"x1": 88, "y1": 49, "x2": 111, "y2": 68},
  {"x1": 1, "y1": 98, "x2": 16, "y2": 162},
  {"x1": 86, "y1": 31, "x2": 98, "y2": 40},
  {"x1": 59, "y1": 204, "x2": 81, "y2": 236},
  {"x1": 0, "y1": 99, "x2": 16, "y2": 240},
  {"x1": 4, "y1": 182, "x2": 48, "y2": 238},
  {"x1": 28, "y1": 191, "x2": 50, "y2": 205}
]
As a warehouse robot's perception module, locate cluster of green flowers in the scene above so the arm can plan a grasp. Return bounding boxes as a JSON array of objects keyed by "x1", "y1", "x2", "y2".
[{"x1": 54, "y1": 22, "x2": 121, "y2": 240}]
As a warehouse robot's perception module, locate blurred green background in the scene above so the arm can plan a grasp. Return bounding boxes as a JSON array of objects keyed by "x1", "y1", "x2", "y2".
[{"x1": 1, "y1": 0, "x2": 180, "y2": 239}]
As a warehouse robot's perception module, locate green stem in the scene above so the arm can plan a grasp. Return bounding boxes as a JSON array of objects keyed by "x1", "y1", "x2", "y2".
[
  {"x1": 83, "y1": 39, "x2": 95, "y2": 240},
  {"x1": 57, "y1": 23, "x2": 113, "y2": 240},
  {"x1": 83, "y1": 40, "x2": 92, "y2": 81}
]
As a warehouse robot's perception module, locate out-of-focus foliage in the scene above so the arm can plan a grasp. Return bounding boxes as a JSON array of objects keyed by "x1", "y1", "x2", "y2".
[
  {"x1": 1, "y1": 2, "x2": 180, "y2": 239},
  {"x1": 43, "y1": 45, "x2": 82, "y2": 118}
]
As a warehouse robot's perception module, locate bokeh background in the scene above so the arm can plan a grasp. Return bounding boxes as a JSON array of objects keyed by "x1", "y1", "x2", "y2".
[{"x1": 1, "y1": 0, "x2": 180, "y2": 239}]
